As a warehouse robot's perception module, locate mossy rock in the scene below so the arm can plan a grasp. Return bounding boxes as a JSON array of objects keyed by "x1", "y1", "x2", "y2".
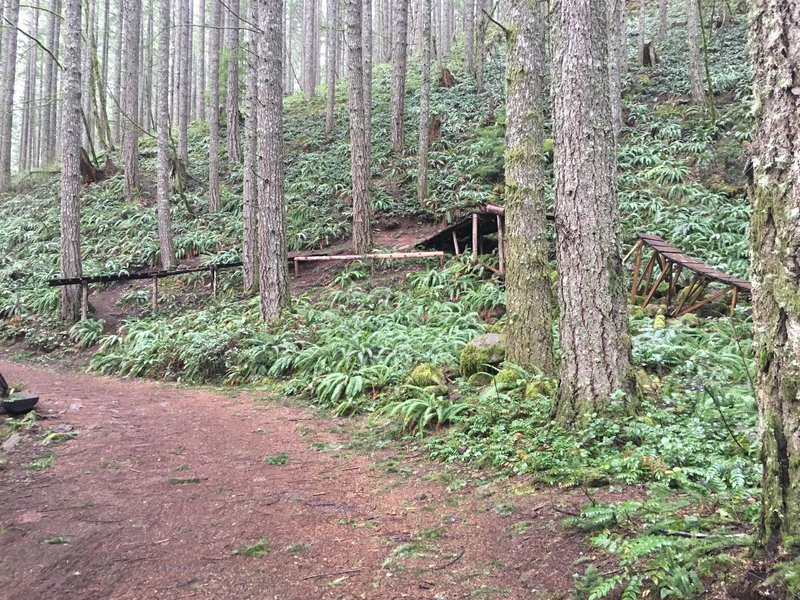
[
  {"x1": 468, "y1": 372, "x2": 494, "y2": 387},
  {"x1": 582, "y1": 471, "x2": 611, "y2": 488},
  {"x1": 525, "y1": 378, "x2": 556, "y2": 399},
  {"x1": 460, "y1": 333, "x2": 506, "y2": 377},
  {"x1": 494, "y1": 368, "x2": 520, "y2": 386},
  {"x1": 629, "y1": 304, "x2": 646, "y2": 318},
  {"x1": 653, "y1": 314, "x2": 667, "y2": 329},
  {"x1": 679, "y1": 313, "x2": 701, "y2": 327},
  {"x1": 424, "y1": 384, "x2": 449, "y2": 397},
  {"x1": 407, "y1": 364, "x2": 445, "y2": 388}
]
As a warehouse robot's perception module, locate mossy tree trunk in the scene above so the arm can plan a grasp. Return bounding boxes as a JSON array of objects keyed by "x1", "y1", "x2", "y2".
[
  {"x1": 686, "y1": 0, "x2": 705, "y2": 104},
  {"x1": 749, "y1": 0, "x2": 800, "y2": 556},
  {"x1": 390, "y1": 0, "x2": 409, "y2": 153},
  {"x1": 242, "y1": 0, "x2": 259, "y2": 294},
  {"x1": 503, "y1": 0, "x2": 555, "y2": 374},
  {"x1": 417, "y1": 0, "x2": 431, "y2": 204},
  {"x1": 552, "y1": 0, "x2": 635, "y2": 425}
]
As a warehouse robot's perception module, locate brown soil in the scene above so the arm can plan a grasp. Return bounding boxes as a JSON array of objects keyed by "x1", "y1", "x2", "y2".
[{"x1": 0, "y1": 359, "x2": 610, "y2": 599}]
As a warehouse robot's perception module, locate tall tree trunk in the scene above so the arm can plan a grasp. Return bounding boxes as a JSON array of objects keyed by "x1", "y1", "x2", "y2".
[
  {"x1": 257, "y1": 0, "x2": 289, "y2": 320},
  {"x1": 143, "y1": 0, "x2": 154, "y2": 131},
  {"x1": 242, "y1": 0, "x2": 259, "y2": 293},
  {"x1": 122, "y1": 0, "x2": 141, "y2": 199},
  {"x1": 464, "y1": 0, "x2": 474, "y2": 74},
  {"x1": 347, "y1": 0, "x2": 371, "y2": 253},
  {"x1": 504, "y1": 0, "x2": 555, "y2": 373},
  {"x1": 208, "y1": 0, "x2": 222, "y2": 212},
  {"x1": 156, "y1": 0, "x2": 176, "y2": 269},
  {"x1": 417, "y1": 0, "x2": 431, "y2": 204},
  {"x1": 474, "y1": 0, "x2": 489, "y2": 92},
  {"x1": 226, "y1": 0, "x2": 242, "y2": 163},
  {"x1": 390, "y1": 0, "x2": 409, "y2": 153},
  {"x1": 658, "y1": 0, "x2": 668, "y2": 42},
  {"x1": 608, "y1": 0, "x2": 625, "y2": 136},
  {"x1": 21, "y1": 4, "x2": 40, "y2": 173},
  {"x1": 178, "y1": 0, "x2": 192, "y2": 165},
  {"x1": 196, "y1": 0, "x2": 206, "y2": 121},
  {"x1": 363, "y1": 0, "x2": 373, "y2": 178},
  {"x1": 42, "y1": 0, "x2": 61, "y2": 164},
  {"x1": 303, "y1": 0, "x2": 318, "y2": 98},
  {"x1": 638, "y1": 0, "x2": 646, "y2": 65},
  {"x1": 552, "y1": 0, "x2": 634, "y2": 424},
  {"x1": 325, "y1": 0, "x2": 340, "y2": 134},
  {"x1": 749, "y1": 0, "x2": 800, "y2": 557},
  {"x1": 113, "y1": 0, "x2": 123, "y2": 143},
  {"x1": 0, "y1": 0, "x2": 21, "y2": 191},
  {"x1": 60, "y1": 0, "x2": 83, "y2": 323},
  {"x1": 686, "y1": 0, "x2": 704, "y2": 103},
  {"x1": 82, "y1": 0, "x2": 95, "y2": 149}
]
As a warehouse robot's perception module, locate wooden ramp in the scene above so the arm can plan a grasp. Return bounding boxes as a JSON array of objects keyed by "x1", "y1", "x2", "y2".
[{"x1": 627, "y1": 233, "x2": 751, "y2": 317}]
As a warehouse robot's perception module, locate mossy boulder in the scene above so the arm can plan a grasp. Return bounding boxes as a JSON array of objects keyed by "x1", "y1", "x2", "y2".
[
  {"x1": 424, "y1": 384, "x2": 449, "y2": 397},
  {"x1": 494, "y1": 368, "x2": 520, "y2": 386},
  {"x1": 679, "y1": 313, "x2": 701, "y2": 327},
  {"x1": 468, "y1": 372, "x2": 494, "y2": 387},
  {"x1": 525, "y1": 378, "x2": 556, "y2": 399},
  {"x1": 407, "y1": 364, "x2": 445, "y2": 388},
  {"x1": 653, "y1": 314, "x2": 667, "y2": 329},
  {"x1": 460, "y1": 333, "x2": 506, "y2": 377}
]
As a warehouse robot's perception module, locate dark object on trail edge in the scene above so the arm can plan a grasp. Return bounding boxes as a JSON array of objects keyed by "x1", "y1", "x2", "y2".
[{"x1": 0, "y1": 371, "x2": 39, "y2": 415}]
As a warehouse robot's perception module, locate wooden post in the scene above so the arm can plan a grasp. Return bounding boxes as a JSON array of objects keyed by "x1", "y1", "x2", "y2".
[
  {"x1": 730, "y1": 287, "x2": 738, "y2": 317},
  {"x1": 151, "y1": 277, "x2": 158, "y2": 311},
  {"x1": 642, "y1": 261, "x2": 671, "y2": 308},
  {"x1": 629, "y1": 241, "x2": 644, "y2": 301},
  {"x1": 439, "y1": 253, "x2": 445, "y2": 268},
  {"x1": 211, "y1": 266, "x2": 218, "y2": 297},
  {"x1": 80, "y1": 282, "x2": 89, "y2": 321},
  {"x1": 472, "y1": 213, "x2": 478, "y2": 262},
  {"x1": 452, "y1": 231, "x2": 460, "y2": 255},
  {"x1": 294, "y1": 257, "x2": 300, "y2": 277},
  {"x1": 496, "y1": 215, "x2": 505, "y2": 274}
]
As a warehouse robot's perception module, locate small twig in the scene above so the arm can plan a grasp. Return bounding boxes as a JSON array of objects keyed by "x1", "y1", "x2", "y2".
[
  {"x1": 300, "y1": 568, "x2": 362, "y2": 581},
  {"x1": 655, "y1": 529, "x2": 749, "y2": 539},
  {"x1": 429, "y1": 548, "x2": 465, "y2": 571},
  {"x1": 551, "y1": 506, "x2": 580, "y2": 517},
  {"x1": 704, "y1": 385, "x2": 747, "y2": 454},
  {"x1": 482, "y1": 9, "x2": 509, "y2": 37}
]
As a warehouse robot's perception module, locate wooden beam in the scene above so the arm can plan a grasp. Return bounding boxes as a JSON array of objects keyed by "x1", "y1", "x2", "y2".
[
  {"x1": 730, "y1": 287, "x2": 738, "y2": 317},
  {"x1": 675, "y1": 287, "x2": 731, "y2": 317},
  {"x1": 642, "y1": 259, "x2": 672, "y2": 308},
  {"x1": 452, "y1": 231, "x2": 460, "y2": 256},
  {"x1": 80, "y1": 282, "x2": 89, "y2": 321},
  {"x1": 472, "y1": 214, "x2": 479, "y2": 261},
  {"x1": 623, "y1": 239, "x2": 643, "y2": 264},
  {"x1": 630, "y1": 241, "x2": 644, "y2": 301},
  {"x1": 151, "y1": 277, "x2": 158, "y2": 312},
  {"x1": 293, "y1": 252, "x2": 446, "y2": 264}
]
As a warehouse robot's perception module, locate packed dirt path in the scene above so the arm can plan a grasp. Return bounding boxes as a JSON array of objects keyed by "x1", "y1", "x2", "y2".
[{"x1": 0, "y1": 359, "x2": 596, "y2": 599}]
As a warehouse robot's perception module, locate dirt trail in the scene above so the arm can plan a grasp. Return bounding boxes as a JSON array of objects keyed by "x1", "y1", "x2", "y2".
[{"x1": 0, "y1": 360, "x2": 594, "y2": 599}]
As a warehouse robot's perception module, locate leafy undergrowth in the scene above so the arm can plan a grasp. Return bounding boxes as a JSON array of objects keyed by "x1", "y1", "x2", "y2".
[{"x1": 0, "y1": 2, "x2": 765, "y2": 598}]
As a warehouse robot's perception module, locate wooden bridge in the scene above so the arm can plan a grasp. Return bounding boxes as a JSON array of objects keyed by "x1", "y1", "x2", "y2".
[{"x1": 626, "y1": 233, "x2": 751, "y2": 317}]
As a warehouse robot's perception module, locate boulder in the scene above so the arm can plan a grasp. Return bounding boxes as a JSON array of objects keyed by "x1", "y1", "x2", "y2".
[
  {"x1": 407, "y1": 364, "x2": 446, "y2": 388},
  {"x1": 459, "y1": 333, "x2": 506, "y2": 377}
]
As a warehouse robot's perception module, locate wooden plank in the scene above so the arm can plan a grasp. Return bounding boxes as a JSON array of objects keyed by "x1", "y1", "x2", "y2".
[
  {"x1": 49, "y1": 260, "x2": 245, "y2": 287},
  {"x1": 293, "y1": 252, "x2": 445, "y2": 263}
]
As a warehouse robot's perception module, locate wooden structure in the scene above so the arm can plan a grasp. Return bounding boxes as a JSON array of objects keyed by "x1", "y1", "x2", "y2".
[
  {"x1": 413, "y1": 204, "x2": 554, "y2": 274},
  {"x1": 626, "y1": 233, "x2": 751, "y2": 317},
  {"x1": 293, "y1": 251, "x2": 445, "y2": 276}
]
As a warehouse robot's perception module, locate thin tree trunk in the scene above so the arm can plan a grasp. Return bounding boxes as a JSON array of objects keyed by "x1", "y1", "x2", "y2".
[
  {"x1": 658, "y1": 0, "x2": 668, "y2": 42},
  {"x1": 464, "y1": 0, "x2": 474, "y2": 75},
  {"x1": 504, "y1": 0, "x2": 555, "y2": 373},
  {"x1": 417, "y1": 0, "x2": 431, "y2": 204},
  {"x1": 143, "y1": 0, "x2": 154, "y2": 131},
  {"x1": 60, "y1": 0, "x2": 83, "y2": 323},
  {"x1": 178, "y1": 0, "x2": 191, "y2": 165},
  {"x1": 82, "y1": 0, "x2": 95, "y2": 148},
  {"x1": 208, "y1": 0, "x2": 222, "y2": 212},
  {"x1": 347, "y1": 0, "x2": 371, "y2": 253},
  {"x1": 686, "y1": 0, "x2": 704, "y2": 103},
  {"x1": 363, "y1": 0, "x2": 373, "y2": 179},
  {"x1": 156, "y1": 0, "x2": 176, "y2": 269},
  {"x1": 113, "y1": 0, "x2": 123, "y2": 143},
  {"x1": 257, "y1": 0, "x2": 289, "y2": 320},
  {"x1": 243, "y1": 0, "x2": 259, "y2": 293},
  {"x1": 196, "y1": 0, "x2": 206, "y2": 121},
  {"x1": 475, "y1": 0, "x2": 488, "y2": 92},
  {"x1": 749, "y1": 0, "x2": 800, "y2": 557},
  {"x1": 638, "y1": 0, "x2": 646, "y2": 65},
  {"x1": 552, "y1": 0, "x2": 634, "y2": 424},
  {"x1": 390, "y1": 0, "x2": 409, "y2": 153},
  {"x1": 0, "y1": 0, "x2": 21, "y2": 191},
  {"x1": 122, "y1": 0, "x2": 141, "y2": 199},
  {"x1": 226, "y1": 0, "x2": 241, "y2": 163},
  {"x1": 303, "y1": 0, "x2": 319, "y2": 99},
  {"x1": 41, "y1": 0, "x2": 60, "y2": 164},
  {"x1": 325, "y1": 0, "x2": 340, "y2": 134}
]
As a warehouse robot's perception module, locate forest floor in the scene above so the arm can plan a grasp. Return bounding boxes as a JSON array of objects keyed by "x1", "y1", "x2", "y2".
[{"x1": 0, "y1": 358, "x2": 632, "y2": 600}]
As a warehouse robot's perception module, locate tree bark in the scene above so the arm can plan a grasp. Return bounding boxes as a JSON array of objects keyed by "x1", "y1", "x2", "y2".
[
  {"x1": 504, "y1": 0, "x2": 555, "y2": 373},
  {"x1": 475, "y1": 0, "x2": 489, "y2": 92},
  {"x1": 257, "y1": 0, "x2": 289, "y2": 320},
  {"x1": 363, "y1": 0, "x2": 373, "y2": 175},
  {"x1": 178, "y1": 0, "x2": 192, "y2": 165},
  {"x1": 686, "y1": 0, "x2": 705, "y2": 103},
  {"x1": 156, "y1": 0, "x2": 176, "y2": 269},
  {"x1": 658, "y1": 0, "x2": 668, "y2": 42},
  {"x1": 196, "y1": 0, "x2": 206, "y2": 121},
  {"x1": 638, "y1": 0, "x2": 646, "y2": 66},
  {"x1": 552, "y1": 0, "x2": 634, "y2": 424},
  {"x1": 225, "y1": 0, "x2": 241, "y2": 163},
  {"x1": 390, "y1": 0, "x2": 409, "y2": 153},
  {"x1": 122, "y1": 0, "x2": 141, "y2": 200},
  {"x1": 0, "y1": 0, "x2": 21, "y2": 191},
  {"x1": 325, "y1": 0, "x2": 340, "y2": 134},
  {"x1": 113, "y1": 0, "x2": 123, "y2": 143},
  {"x1": 208, "y1": 0, "x2": 222, "y2": 212},
  {"x1": 303, "y1": 0, "x2": 319, "y2": 99},
  {"x1": 749, "y1": 0, "x2": 800, "y2": 556},
  {"x1": 464, "y1": 0, "x2": 474, "y2": 75},
  {"x1": 608, "y1": 0, "x2": 625, "y2": 137},
  {"x1": 243, "y1": 0, "x2": 259, "y2": 293},
  {"x1": 60, "y1": 0, "x2": 83, "y2": 323},
  {"x1": 417, "y1": 0, "x2": 431, "y2": 204},
  {"x1": 41, "y1": 0, "x2": 61, "y2": 164},
  {"x1": 347, "y1": 0, "x2": 372, "y2": 253}
]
